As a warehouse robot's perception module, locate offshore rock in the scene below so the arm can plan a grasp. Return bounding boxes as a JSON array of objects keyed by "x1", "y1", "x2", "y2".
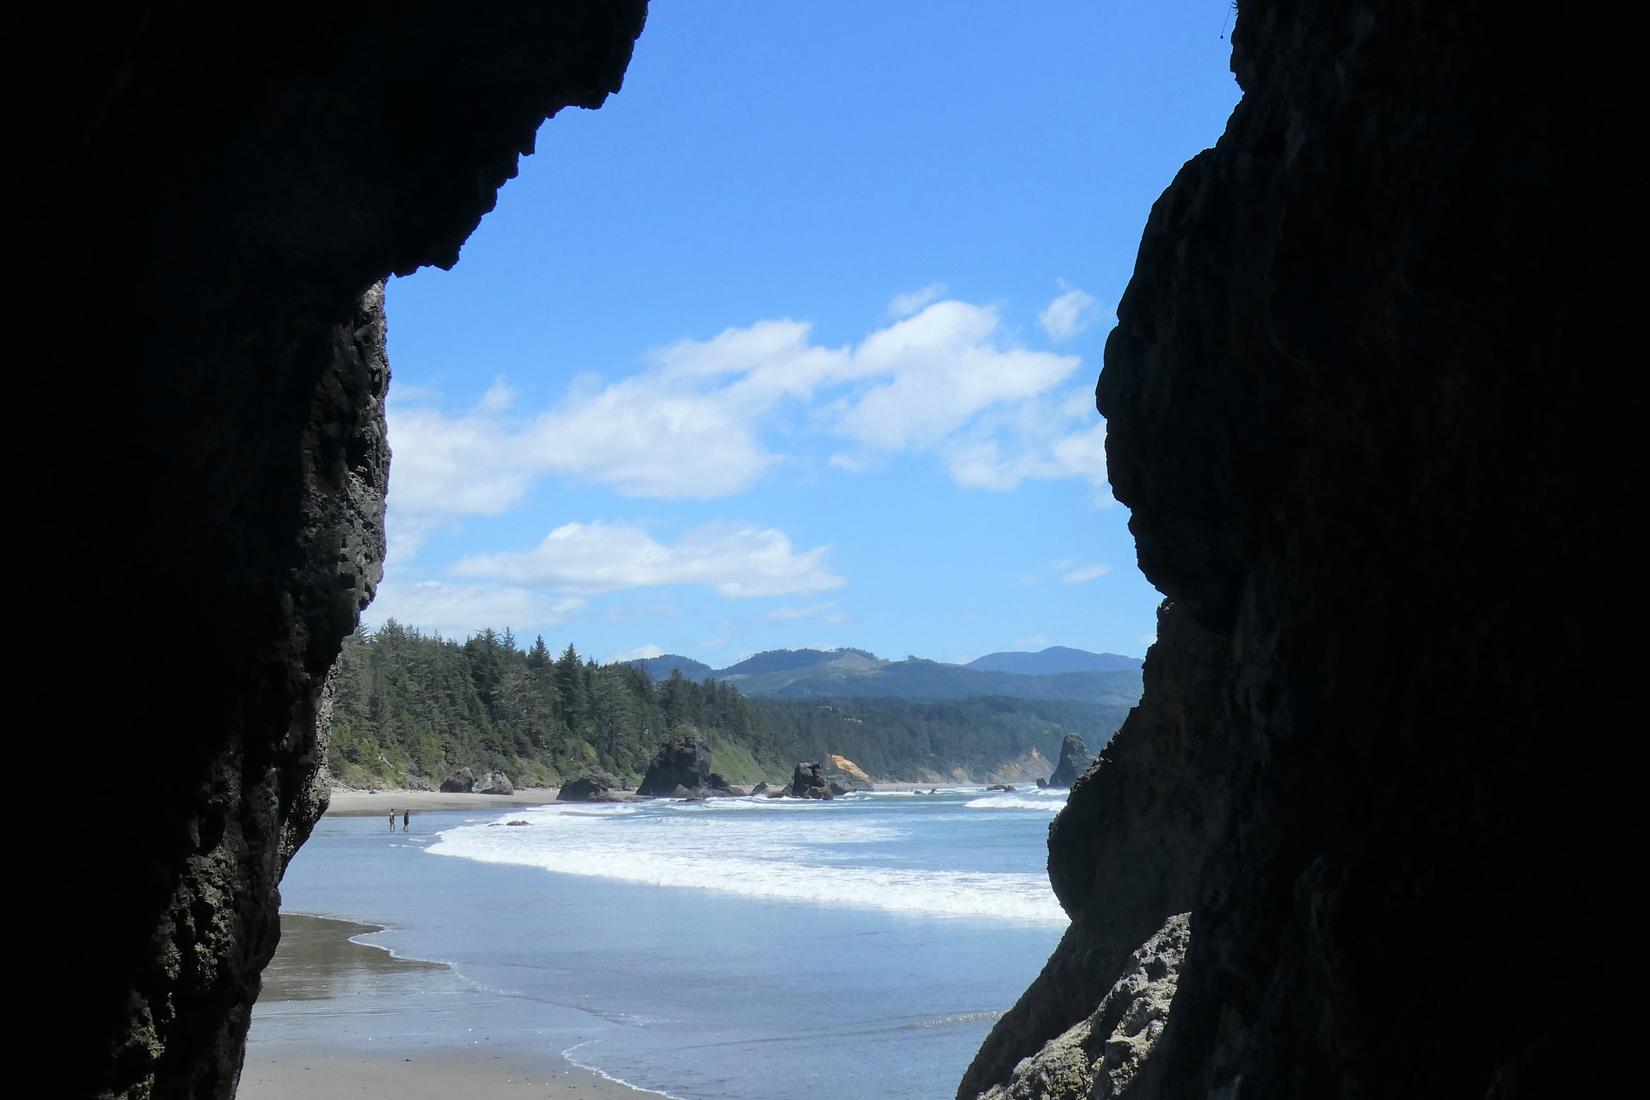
[
  {"x1": 557, "y1": 772, "x2": 621, "y2": 802},
  {"x1": 1045, "y1": 734, "x2": 1094, "y2": 789},
  {"x1": 965, "y1": 1, "x2": 1624, "y2": 1096},
  {"x1": 789, "y1": 762, "x2": 834, "y2": 800},
  {"x1": 638, "y1": 732, "x2": 715, "y2": 797},
  {"x1": 33, "y1": 5, "x2": 650, "y2": 1097}
]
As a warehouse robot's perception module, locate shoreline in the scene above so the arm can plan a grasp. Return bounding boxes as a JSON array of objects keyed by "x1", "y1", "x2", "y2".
[
  {"x1": 243, "y1": 913, "x2": 658, "y2": 1099},
  {"x1": 326, "y1": 780, "x2": 989, "y2": 815},
  {"x1": 325, "y1": 787, "x2": 563, "y2": 815},
  {"x1": 323, "y1": 781, "x2": 976, "y2": 817}
]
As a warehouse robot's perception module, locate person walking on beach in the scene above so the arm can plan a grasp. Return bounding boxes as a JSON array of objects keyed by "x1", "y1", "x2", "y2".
[{"x1": 402, "y1": 809, "x2": 410, "y2": 832}]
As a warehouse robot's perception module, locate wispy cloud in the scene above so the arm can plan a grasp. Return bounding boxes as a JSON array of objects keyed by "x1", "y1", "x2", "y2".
[
  {"x1": 1038, "y1": 286, "x2": 1101, "y2": 342},
  {"x1": 606, "y1": 643, "x2": 665, "y2": 663},
  {"x1": 886, "y1": 283, "x2": 948, "y2": 319},
  {"x1": 385, "y1": 296, "x2": 1102, "y2": 549},
  {"x1": 365, "y1": 580, "x2": 585, "y2": 639},
  {"x1": 452, "y1": 521, "x2": 844, "y2": 598},
  {"x1": 1061, "y1": 562, "x2": 1113, "y2": 584}
]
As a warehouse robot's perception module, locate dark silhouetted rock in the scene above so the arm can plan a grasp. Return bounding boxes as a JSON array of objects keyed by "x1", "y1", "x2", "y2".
[
  {"x1": 960, "y1": 3, "x2": 1624, "y2": 1097},
  {"x1": 1045, "y1": 735, "x2": 1093, "y2": 789},
  {"x1": 440, "y1": 768, "x2": 476, "y2": 793},
  {"x1": 751, "y1": 782, "x2": 770, "y2": 796},
  {"x1": 557, "y1": 773, "x2": 618, "y2": 802},
  {"x1": 40, "y1": 8, "x2": 649, "y2": 1096},
  {"x1": 1035, "y1": 778, "x2": 1049, "y2": 789},
  {"x1": 986, "y1": 784, "x2": 1017, "y2": 792},
  {"x1": 638, "y1": 732, "x2": 714, "y2": 797},
  {"x1": 789, "y1": 762, "x2": 833, "y2": 800}
]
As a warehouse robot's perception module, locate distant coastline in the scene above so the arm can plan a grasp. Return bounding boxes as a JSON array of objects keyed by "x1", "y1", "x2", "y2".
[{"x1": 325, "y1": 780, "x2": 957, "y2": 816}]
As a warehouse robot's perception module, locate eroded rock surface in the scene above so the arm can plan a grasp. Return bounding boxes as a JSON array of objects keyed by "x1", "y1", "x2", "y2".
[
  {"x1": 964, "y1": 1, "x2": 1621, "y2": 1096},
  {"x1": 36, "y1": 5, "x2": 648, "y2": 1097},
  {"x1": 979, "y1": 914, "x2": 1188, "y2": 1100}
]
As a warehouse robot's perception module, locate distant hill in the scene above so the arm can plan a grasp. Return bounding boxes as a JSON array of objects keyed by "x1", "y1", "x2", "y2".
[
  {"x1": 327, "y1": 625, "x2": 1136, "y2": 790},
  {"x1": 628, "y1": 645, "x2": 1144, "y2": 706},
  {"x1": 631, "y1": 654, "x2": 714, "y2": 681},
  {"x1": 967, "y1": 646, "x2": 1143, "y2": 675}
]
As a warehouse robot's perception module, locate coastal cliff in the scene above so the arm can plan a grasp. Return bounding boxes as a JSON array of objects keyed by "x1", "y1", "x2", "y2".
[
  {"x1": 33, "y1": 5, "x2": 647, "y2": 1097},
  {"x1": 962, "y1": 1, "x2": 1624, "y2": 1096}
]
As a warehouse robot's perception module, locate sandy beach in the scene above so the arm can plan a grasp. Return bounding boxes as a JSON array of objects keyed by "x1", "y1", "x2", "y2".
[
  {"x1": 239, "y1": 1045, "x2": 649, "y2": 1099},
  {"x1": 325, "y1": 788, "x2": 564, "y2": 815},
  {"x1": 326, "y1": 781, "x2": 973, "y2": 816},
  {"x1": 241, "y1": 914, "x2": 653, "y2": 1099}
]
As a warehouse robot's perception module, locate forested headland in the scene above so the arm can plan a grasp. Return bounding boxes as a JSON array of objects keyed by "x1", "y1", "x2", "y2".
[{"x1": 324, "y1": 622, "x2": 1136, "y2": 790}]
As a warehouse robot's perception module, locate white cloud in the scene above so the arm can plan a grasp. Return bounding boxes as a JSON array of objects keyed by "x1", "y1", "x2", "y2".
[
  {"x1": 1038, "y1": 287, "x2": 1101, "y2": 342},
  {"x1": 365, "y1": 579, "x2": 585, "y2": 638},
  {"x1": 1061, "y1": 562, "x2": 1113, "y2": 584},
  {"x1": 385, "y1": 293, "x2": 1106, "y2": 543},
  {"x1": 606, "y1": 643, "x2": 665, "y2": 663},
  {"x1": 838, "y1": 302, "x2": 1078, "y2": 450},
  {"x1": 1013, "y1": 634, "x2": 1051, "y2": 648},
  {"x1": 943, "y1": 386, "x2": 1109, "y2": 493},
  {"x1": 452, "y1": 521, "x2": 844, "y2": 598},
  {"x1": 887, "y1": 283, "x2": 948, "y2": 319}
]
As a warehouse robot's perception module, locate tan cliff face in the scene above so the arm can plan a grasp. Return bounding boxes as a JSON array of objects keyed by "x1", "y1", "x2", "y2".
[{"x1": 827, "y1": 754, "x2": 872, "y2": 783}]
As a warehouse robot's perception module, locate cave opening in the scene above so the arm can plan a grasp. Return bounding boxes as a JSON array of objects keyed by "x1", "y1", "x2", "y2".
[{"x1": 42, "y1": 0, "x2": 1623, "y2": 1097}]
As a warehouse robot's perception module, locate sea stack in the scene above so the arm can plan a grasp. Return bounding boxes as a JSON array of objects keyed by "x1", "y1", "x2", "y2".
[
  {"x1": 788, "y1": 762, "x2": 834, "y2": 800},
  {"x1": 637, "y1": 732, "x2": 716, "y2": 796},
  {"x1": 1046, "y1": 734, "x2": 1094, "y2": 789}
]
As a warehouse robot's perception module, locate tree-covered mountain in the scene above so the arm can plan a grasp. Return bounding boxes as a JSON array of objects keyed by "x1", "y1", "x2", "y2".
[
  {"x1": 324, "y1": 624, "x2": 1140, "y2": 790},
  {"x1": 631, "y1": 654, "x2": 715, "y2": 681},
  {"x1": 625, "y1": 646, "x2": 1143, "y2": 703}
]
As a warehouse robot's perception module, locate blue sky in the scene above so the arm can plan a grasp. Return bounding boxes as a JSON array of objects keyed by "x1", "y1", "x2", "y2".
[{"x1": 367, "y1": 1, "x2": 1241, "y2": 666}]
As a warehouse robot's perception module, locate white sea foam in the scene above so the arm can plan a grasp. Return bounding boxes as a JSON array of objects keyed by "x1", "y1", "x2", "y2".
[
  {"x1": 562, "y1": 1040, "x2": 684, "y2": 1100},
  {"x1": 963, "y1": 794, "x2": 1067, "y2": 812},
  {"x1": 427, "y1": 802, "x2": 1067, "y2": 925}
]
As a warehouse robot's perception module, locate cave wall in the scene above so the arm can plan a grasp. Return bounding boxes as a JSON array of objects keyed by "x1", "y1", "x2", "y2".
[
  {"x1": 964, "y1": 1, "x2": 1623, "y2": 1096},
  {"x1": 32, "y1": 4, "x2": 647, "y2": 1097}
]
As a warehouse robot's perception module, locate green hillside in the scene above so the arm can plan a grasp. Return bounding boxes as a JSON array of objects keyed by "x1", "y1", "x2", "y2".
[{"x1": 324, "y1": 622, "x2": 1137, "y2": 790}]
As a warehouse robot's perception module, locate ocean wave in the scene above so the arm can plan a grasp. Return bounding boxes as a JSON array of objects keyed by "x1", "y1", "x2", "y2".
[
  {"x1": 428, "y1": 803, "x2": 1066, "y2": 925},
  {"x1": 962, "y1": 794, "x2": 1067, "y2": 812}
]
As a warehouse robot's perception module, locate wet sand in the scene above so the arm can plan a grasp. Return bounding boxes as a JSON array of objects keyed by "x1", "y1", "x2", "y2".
[{"x1": 241, "y1": 914, "x2": 654, "y2": 1099}]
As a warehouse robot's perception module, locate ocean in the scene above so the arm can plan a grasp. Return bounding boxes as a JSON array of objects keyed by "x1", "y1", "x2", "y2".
[{"x1": 253, "y1": 787, "x2": 1070, "y2": 1099}]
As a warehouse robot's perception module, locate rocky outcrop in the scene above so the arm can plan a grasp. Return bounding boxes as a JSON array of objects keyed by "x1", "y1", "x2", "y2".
[
  {"x1": 965, "y1": 2, "x2": 1622, "y2": 1097},
  {"x1": 558, "y1": 772, "x2": 624, "y2": 802},
  {"x1": 827, "y1": 754, "x2": 871, "y2": 783},
  {"x1": 472, "y1": 771, "x2": 514, "y2": 796},
  {"x1": 37, "y1": 5, "x2": 649, "y2": 1097},
  {"x1": 788, "y1": 762, "x2": 834, "y2": 800},
  {"x1": 637, "y1": 732, "x2": 715, "y2": 796},
  {"x1": 440, "y1": 768, "x2": 477, "y2": 794},
  {"x1": 979, "y1": 914, "x2": 1188, "y2": 1100},
  {"x1": 1045, "y1": 734, "x2": 1093, "y2": 789}
]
